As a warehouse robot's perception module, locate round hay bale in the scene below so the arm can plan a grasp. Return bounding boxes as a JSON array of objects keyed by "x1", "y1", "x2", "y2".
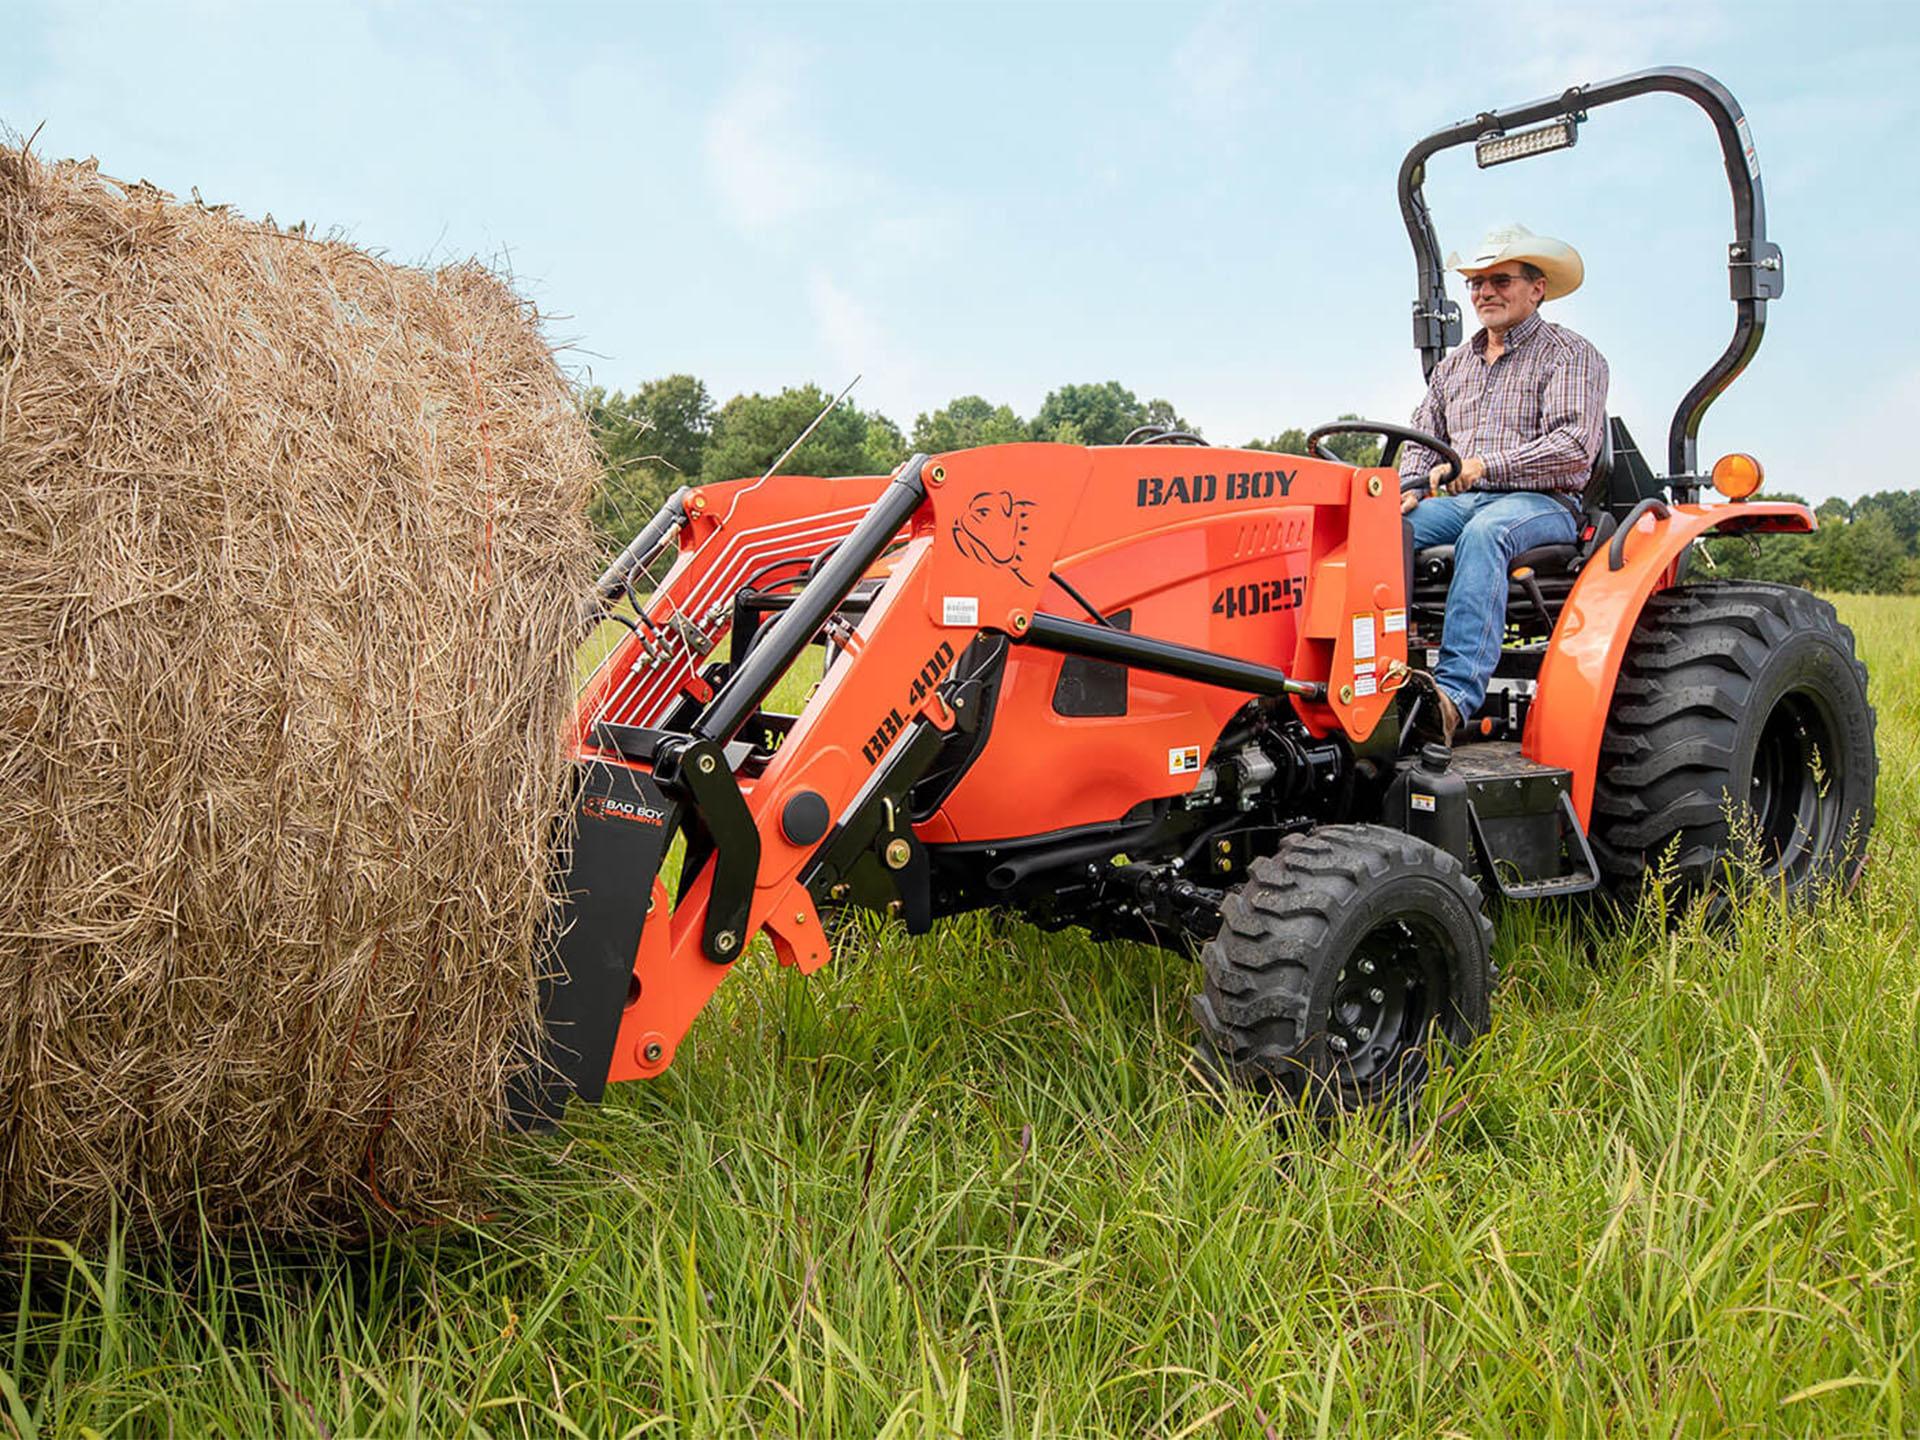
[{"x1": 0, "y1": 142, "x2": 598, "y2": 1240}]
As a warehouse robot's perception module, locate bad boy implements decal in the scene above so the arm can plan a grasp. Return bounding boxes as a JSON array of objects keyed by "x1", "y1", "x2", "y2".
[
  {"x1": 952, "y1": 490, "x2": 1037, "y2": 587},
  {"x1": 581, "y1": 793, "x2": 668, "y2": 826},
  {"x1": 1135, "y1": 468, "x2": 1296, "y2": 508}
]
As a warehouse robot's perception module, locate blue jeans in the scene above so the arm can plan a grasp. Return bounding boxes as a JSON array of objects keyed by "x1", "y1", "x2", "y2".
[{"x1": 1407, "y1": 490, "x2": 1579, "y2": 717}]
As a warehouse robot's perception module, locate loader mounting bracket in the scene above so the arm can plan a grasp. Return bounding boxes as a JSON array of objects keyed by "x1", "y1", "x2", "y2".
[
  {"x1": 655, "y1": 737, "x2": 760, "y2": 962},
  {"x1": 802, "y1": 719, "x2": 944, "y2": 932}
]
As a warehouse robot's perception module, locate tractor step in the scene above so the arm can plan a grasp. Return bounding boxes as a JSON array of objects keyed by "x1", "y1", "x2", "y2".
[
  {"x1": 1447, "y1": 742, "x2": 1601, "y2": 900},
  {"x1": 1447, "y1": 740, "x2": 1571, "y2": 807}
]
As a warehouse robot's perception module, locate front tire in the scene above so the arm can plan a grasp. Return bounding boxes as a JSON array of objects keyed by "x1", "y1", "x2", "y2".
[
  {"x1": 1590, "y1": 582, "x2": 1877, "y2": 904},
  {"x1": 1191, "y1": 825, "x2": 1494, "y2": 1115}
]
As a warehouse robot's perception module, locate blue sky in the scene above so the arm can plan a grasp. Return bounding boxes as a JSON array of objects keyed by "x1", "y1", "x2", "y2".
[{"x1": 7, "y1": 0, "x2": 1917, "y2": 499}]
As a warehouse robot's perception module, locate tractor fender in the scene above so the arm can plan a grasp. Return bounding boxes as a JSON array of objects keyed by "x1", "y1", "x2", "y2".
[{"x1": 1523, "y1": 500, "x2": 1815, "y2": 825}]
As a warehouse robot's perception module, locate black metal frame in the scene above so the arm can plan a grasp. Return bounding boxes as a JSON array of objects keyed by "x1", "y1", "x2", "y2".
[
  {"x1": 1398, "y1": 66, "x2": 1782, "y2": 486},
  {"x1": 512, "y1": 761, "x2": 679, "y2": 1128},
  {"x1": 1017, "y1": 612, "x2": 1324, "y2": 701}
]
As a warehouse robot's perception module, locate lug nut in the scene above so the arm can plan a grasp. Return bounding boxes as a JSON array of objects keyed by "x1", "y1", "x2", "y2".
[
  {"x1": 1358, "y1": 958, "x2": 1375, "y2": 976},
  {"x1": 1368, "y1": 987, "x2": 1385, "y2": 1004},
  {"x1": 1328, "y1": 1034, "x2": 1349, "y2": 1054},
  {"x1": 1353, "y1": 1025, "x2": 1372, "y2": 1042}
]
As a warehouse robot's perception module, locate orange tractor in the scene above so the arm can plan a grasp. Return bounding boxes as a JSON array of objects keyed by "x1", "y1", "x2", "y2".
[{"x1": 516, "y1": 66, "x2": 1876, "y2": 1123}]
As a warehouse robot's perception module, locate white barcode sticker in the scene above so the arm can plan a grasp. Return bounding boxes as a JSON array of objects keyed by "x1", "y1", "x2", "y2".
[{"x1": 942, "y1": 595, "x2": 979, "y2": 626}]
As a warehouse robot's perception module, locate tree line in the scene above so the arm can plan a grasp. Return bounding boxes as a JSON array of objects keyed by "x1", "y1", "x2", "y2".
[
  {"x1": 583, "y1": 376, "x2": 1380, "y2": 547},
  {"x1": 584, "y1": 376, "x2": 1918, "y2": 593},
  {"x1": 1700, "y1": 491, "x2": 1920, "y2": 594}
]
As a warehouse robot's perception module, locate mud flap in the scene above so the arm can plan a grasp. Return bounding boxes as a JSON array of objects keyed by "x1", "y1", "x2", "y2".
[{"x1": 507, "y1": 761, "x2": 677, "y2": 1130}]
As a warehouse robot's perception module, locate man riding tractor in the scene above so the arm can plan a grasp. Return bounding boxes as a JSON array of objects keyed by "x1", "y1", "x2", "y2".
[{"x1": 1397, "y1": 223, "x2": 1608, "y2": 744}]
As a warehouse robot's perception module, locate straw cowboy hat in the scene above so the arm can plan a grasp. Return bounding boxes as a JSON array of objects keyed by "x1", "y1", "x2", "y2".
[{"x1": 1447, "y1": 222, "x2": 1584, "y2": 300}]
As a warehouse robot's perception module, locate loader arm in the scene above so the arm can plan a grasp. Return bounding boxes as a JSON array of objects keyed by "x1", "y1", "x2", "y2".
[{"x1": 517, "y1": 442, "x2": 1409, "y2": 1123}]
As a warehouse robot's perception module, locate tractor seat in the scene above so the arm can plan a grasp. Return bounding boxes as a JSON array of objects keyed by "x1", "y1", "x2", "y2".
[
  {"x1": 1414, "y1": 537, "x2": 1580, "y2": 589},
  {"x1": 1409, "y1": 418, "x2": 1617, "y2": 591}
]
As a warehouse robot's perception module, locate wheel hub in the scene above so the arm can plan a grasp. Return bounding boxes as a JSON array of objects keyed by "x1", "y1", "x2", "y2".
[
  {"x1": 1749, "y1": 689, "x2": 1844, "y2": 885},
  {"x1": 1328, "y1": 917, "x2": 1440, "y2": 1082}
]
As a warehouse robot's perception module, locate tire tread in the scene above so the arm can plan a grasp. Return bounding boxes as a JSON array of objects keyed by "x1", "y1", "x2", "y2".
[{"x1": 1589, "y1": 581, "x2": 1876, "y2": 896}]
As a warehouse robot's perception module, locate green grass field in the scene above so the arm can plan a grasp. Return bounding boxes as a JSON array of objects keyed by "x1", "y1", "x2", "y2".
[{"x1": 7, "y1": 597, "x2": 1918, "y2": 1438}]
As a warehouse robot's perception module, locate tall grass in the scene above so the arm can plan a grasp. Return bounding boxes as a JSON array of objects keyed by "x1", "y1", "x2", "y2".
[{"x1": 6, "y1": 597, "x2": 1917, "y2": 1437}]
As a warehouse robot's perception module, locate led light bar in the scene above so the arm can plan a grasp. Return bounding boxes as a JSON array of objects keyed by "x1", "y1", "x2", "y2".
[{"x1": 1474, "y1": 118, "x2": 1579, "y2": 168}]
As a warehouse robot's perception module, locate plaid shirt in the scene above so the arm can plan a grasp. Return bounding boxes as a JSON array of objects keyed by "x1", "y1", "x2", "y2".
[{"x1": 1397, "y1": 310, "x2": 1609, "y2": 495}]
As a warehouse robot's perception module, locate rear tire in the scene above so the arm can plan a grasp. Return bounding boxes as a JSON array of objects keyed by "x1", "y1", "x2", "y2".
[
  {"x1": 1590, "y1": 582, "x2": 1877, "y2": 905},
  {"x1": 1191, "y1": 825, "x2": 1493, "y2": 1116}
]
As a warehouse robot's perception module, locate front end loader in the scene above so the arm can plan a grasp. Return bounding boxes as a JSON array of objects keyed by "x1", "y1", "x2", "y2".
[{"x1": 513, "y1": 65, "x2": 1876, "y2": 1125}]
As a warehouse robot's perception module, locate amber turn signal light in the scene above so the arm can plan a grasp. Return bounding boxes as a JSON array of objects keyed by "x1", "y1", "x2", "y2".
[{"x1": 1711, "y1": 452, "x2": 1764, "y2": 500}]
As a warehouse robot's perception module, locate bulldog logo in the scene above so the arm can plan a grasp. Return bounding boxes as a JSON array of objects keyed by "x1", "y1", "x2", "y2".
[{"x1": 951, "y1": 490, "x2": 1037, "y2": 587}]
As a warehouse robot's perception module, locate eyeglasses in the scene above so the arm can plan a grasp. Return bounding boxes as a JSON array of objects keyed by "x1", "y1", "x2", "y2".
[{"x1": 1466, "y1": 272, "x2": 1533, "y2": 293}]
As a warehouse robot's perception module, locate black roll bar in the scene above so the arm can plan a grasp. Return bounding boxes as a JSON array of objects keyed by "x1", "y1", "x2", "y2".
[{"x1": 1397, "y1": 66, "x2": 1783, "y2": 483}]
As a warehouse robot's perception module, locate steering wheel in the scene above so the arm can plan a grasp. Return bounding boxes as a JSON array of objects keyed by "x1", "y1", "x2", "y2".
[{"x1": 1304, "y1": 419, "x2": 1464, "y2": 492}]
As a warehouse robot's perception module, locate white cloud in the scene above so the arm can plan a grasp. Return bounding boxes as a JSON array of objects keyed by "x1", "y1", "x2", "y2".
[
  {"x1": 703, "y1": 55, "x2": 845, "y2": 233},
  {"x1": 806, "y1": 270, "x2": 918, "y2": 420},
  {"x1": 699, "y1": 45, "x2": 960, "y2": 272},
  {"x1": 1172, "y1": 2, "x2": 1259, "y2": 127}
]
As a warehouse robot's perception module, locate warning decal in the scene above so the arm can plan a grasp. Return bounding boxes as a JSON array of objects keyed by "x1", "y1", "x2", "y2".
[
  {"x1": 1351, "y1": 613, "x2": 1376, "y2": 661},
  {"x1": 1736, "y1": 115, "x2": 1759, "y2": 178},
  {"x1": 942, "y1": 595, "x2": 980, "y2": 626},
  {"x1": 1382, "y1": 607, "x2": 1406, "y2": 634},
  {"x1": 1168, "y1": 745, "x2": 1202, "y2": 775},
  {"x1": 1354, "y1": 673, "x2": 1377, "y2": 698}
]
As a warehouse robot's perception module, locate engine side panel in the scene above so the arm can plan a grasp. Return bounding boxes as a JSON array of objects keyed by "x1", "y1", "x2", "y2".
[{"x1": 921, "y1": 444, "x2": 1404, "y2": 843}]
